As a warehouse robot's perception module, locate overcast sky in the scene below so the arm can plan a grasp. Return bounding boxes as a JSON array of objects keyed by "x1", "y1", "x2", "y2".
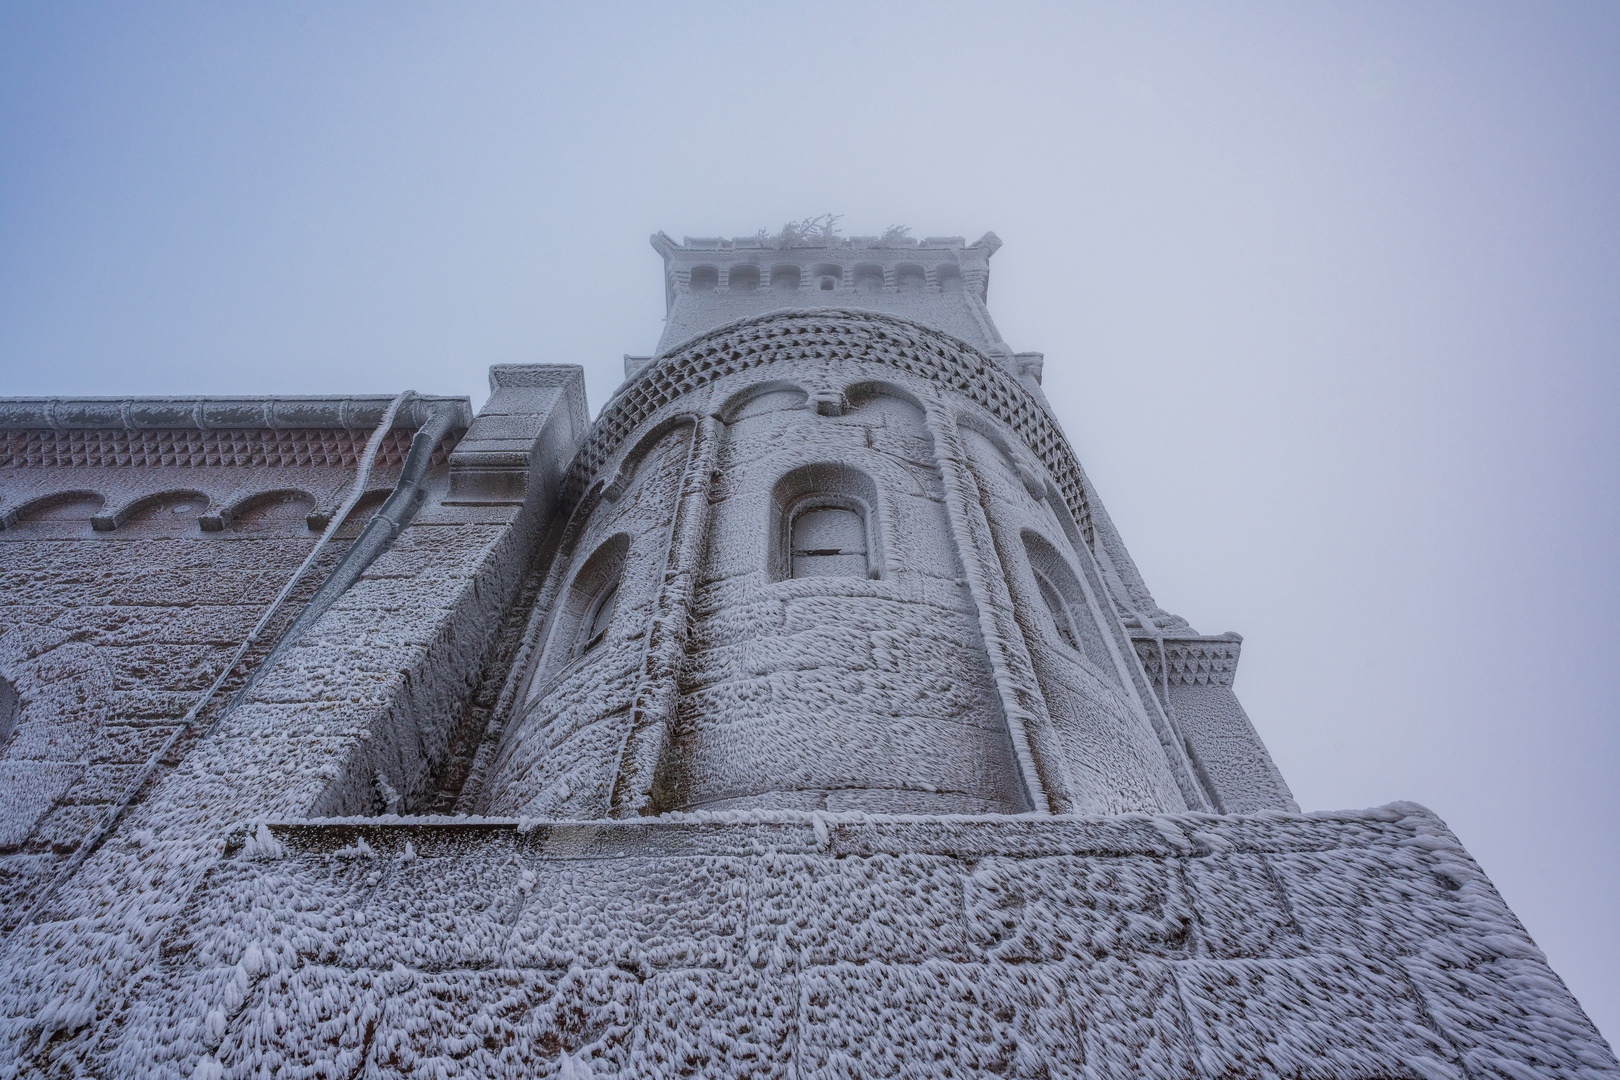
[{"x1": 3, "y1": 1, "x2": 1617, "y2": 1040}]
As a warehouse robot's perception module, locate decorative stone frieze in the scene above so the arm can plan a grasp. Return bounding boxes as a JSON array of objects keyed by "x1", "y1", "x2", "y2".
[{"x1": 1133, "y1": 633, "x2": 1244, "y2": 688}]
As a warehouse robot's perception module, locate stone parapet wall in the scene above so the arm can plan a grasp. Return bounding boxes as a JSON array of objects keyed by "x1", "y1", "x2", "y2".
[
  {"x1": 650, "y1": 231, "x2": 1006, "y2": 358},
  {"x1": 78, "y1": 805, "x2": 1619, "y2": 1078}
]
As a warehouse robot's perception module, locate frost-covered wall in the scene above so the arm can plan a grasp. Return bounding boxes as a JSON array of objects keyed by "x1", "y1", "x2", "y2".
[
  {"x1": 0, "y1": 231, "x2": 1612, "y2": 1077},
  {"x1": 0, "y1": 375, "x2": 588, "y2": 1074},
  {"x1": 98, "y1": 805, "x2": 1620, "y2": 1079},
  {"x1": 1135, "y1": 635, "x2": 1298, "y2": 814},
  {"x1": 0, "y1": 400, "x2": 467, "y2": 929}
]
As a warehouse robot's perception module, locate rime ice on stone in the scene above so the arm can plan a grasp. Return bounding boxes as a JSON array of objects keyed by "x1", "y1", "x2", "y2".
[{"x1": 0, "y1": 233, "x2": 1611, "y2": 1077}]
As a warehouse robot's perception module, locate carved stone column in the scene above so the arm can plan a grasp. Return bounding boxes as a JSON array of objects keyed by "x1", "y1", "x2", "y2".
[
  {"x1": 924, "y1": 405, "x2": 1066, "y2": 814},
  {"x1": 609, "y1": 413, "x2": 722, "y2": 816}
]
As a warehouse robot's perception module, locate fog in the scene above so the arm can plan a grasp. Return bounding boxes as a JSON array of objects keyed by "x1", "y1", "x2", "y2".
[{"x1": 2, "y1": 2, "x2": 1616, "y2": 1038}]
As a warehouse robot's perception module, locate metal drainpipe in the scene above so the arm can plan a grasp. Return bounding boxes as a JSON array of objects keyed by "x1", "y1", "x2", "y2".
[{"x1": 209, "y1": 399, "x2": 463, "y2": 732}]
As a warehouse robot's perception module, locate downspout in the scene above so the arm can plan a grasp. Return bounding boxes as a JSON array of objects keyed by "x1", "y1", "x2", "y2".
[{"x1": 209, "y1": 397, "x2": 463, "y2": 731}]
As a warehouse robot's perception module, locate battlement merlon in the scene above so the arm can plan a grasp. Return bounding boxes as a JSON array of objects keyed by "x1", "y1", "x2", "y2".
[{"x1": 648, "y1": 229, "x2": 1025, "y2": 382}]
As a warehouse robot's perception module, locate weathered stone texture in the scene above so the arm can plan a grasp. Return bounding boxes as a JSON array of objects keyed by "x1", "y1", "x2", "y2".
[
  {"x1": 0, "y1": 474, "x2": 354, "y2": 923},
  {"x1": 0, "y1": 235, "x2": 1609, "y2": 1077},
  {"x1": 42, "y1": 805, "x2": 1611, "y2": 1080},
  {"x1": 488, "y1": 312, "x2": 1248, "y2": 821}
]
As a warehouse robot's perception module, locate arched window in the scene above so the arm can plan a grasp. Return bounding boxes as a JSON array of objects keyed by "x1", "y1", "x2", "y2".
[
  {"x1": 689, "y1": 265, "x2": 719, "y2": 292},
  {"x1": 812, "y1": 263, "x2": 841, "y2": 292},
  {"x1": 853, "y1": 263, "x2": 884, "y2": 294},
  {"x1": 1022, "y1": 530, "x2": 1114, "y2": 673},
  {"x1": 770, "y1": 463, "x2": 881, "y2": 582},
  {"x1": 896, "y1": 263, "x2": 927, "y2": 292},
  {"x1": 727, "y1": 264, "x2": 760, "y2": 294},
  {"x1": 524, "y1": 533, "x2": 632, "y2": 705},
  {"x1": 770, "y1": 265, "x2": 801, "y2": 293},
  {"x1": 1033, "y1": 569, "x2": 1081, "y2": 653}
]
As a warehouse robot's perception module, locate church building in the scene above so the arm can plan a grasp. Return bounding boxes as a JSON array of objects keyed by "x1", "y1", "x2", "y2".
[{"x1": 0, "y1": 228, "x2": 1611, "y2": 1078}]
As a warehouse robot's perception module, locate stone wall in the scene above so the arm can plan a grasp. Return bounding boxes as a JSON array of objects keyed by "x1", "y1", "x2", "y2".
[
  {"x1": 90, "y1": 804, "x2": 1620, "y2": 1079},
  {"x1": 669, "y1": 386, "x2": 1026, "y2": 815},
  {"x1": 480, "y1": 423, "x2": 693, "y2": 819},
  {"x1": 0, "y1": 374, "x2": 588, "y2": 1074},
  {"x1": 1135, "y1": 635, "x2": 1299, "y2": 814},
  {"x1": 0, "y1": 436, "x2": 437, "y2": 929}
]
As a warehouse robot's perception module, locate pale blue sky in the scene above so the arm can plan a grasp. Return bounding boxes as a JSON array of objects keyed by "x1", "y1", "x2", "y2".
[{"x1": 3, "y1": 2, "x2": 1617, "y2": 1038}]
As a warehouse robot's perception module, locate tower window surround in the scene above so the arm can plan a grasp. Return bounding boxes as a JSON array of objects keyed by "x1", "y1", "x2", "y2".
[
  {"x1": 523, "y1": 532, "x2": 631, "y2": 705},
  {"x1": 769, "y1": 462, "x2": 883, "y2": 582},
  {"x1": 1020, "y1": 529, "x2": 1116, "y2": 676}
]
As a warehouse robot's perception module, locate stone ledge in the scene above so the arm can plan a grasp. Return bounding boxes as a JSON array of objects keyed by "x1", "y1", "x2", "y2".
[
  {"x1": 243, "y1": 803, "x2": 1431, "y2": 861},
  {"x1": 1133, "y1": 632, "x2": 1243, "y2": 688},
  {"x1": 0, "y1": 395, "x2": 472, "y2": 432}
]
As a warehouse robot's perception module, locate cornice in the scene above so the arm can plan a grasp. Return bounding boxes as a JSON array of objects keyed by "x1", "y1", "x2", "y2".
[{"x1": 566, "y1": 307, "x2": 1094, "y2": 545}]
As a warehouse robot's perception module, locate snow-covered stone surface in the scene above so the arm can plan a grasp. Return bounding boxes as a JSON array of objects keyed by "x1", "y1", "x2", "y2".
[
  {"x1": 15, "y1": 805, "x2": 1612, "y2": 1078},
  {"x1": 0, "y1": 234, "x2": 1611, "y2": 1077},
  {"x1": 489, "y1": 307, "x2": 1275, "y2": 820},
  {"x1": 0, "y1": 421, "x2": 455, "y2": 929}
]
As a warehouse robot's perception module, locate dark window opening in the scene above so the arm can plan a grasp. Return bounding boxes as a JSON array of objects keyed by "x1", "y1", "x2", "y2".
[
  {"x1": 0, "y1": 677, "x2": 15, "y2": 751},
  {"x1": 581, "y1": 582, "x2": 618, "y2": 654},
  {"x1": 771, "y1": 463, "x2": 881, "y2": 583},
  {"x1": 1022, "y1": 530, "x2": 1116, "y2": 674}
]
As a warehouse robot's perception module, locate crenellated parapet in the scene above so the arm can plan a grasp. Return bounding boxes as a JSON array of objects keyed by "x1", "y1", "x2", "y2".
[{"x1": 650, "y1": 230, "x2": 1008, "y2": 360}]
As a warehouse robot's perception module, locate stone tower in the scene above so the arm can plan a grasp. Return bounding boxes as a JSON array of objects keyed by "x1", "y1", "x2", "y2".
[{"x1": 0, "y1": 228, "x2": 1611, "y2": 1078}]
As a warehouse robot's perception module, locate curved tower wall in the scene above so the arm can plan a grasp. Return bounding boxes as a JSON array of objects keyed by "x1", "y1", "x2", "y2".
[{"x1": 480, "y1": 310, "x2": 1213, "y2": 818}]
